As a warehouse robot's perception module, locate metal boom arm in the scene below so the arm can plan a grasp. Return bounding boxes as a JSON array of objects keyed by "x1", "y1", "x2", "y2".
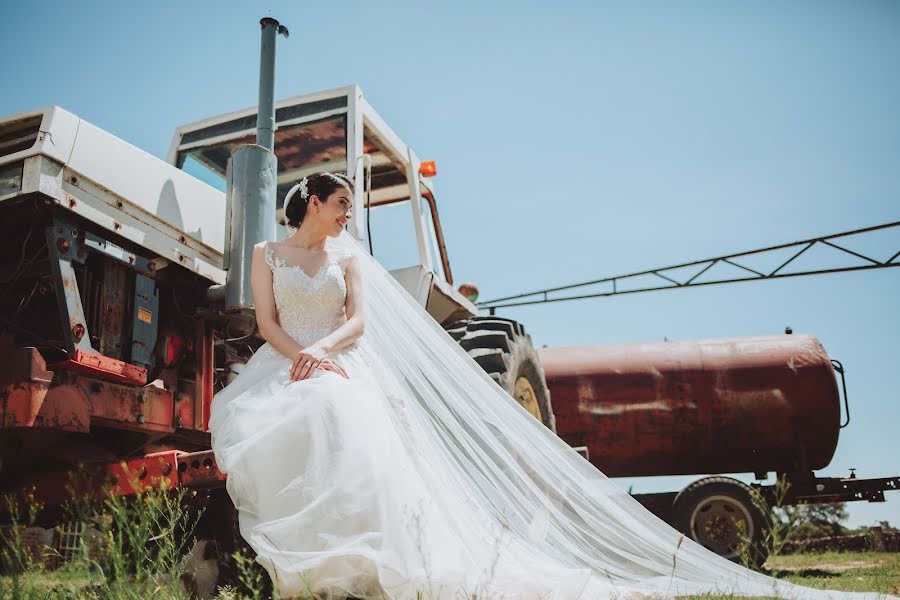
[{"x1": 480, "y1": 221, "x2": 900, "y2": 310}]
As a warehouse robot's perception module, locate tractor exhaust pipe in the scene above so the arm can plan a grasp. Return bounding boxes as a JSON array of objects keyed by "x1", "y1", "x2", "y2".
[
  {"x1": 222, "y1": 17, "x2": 288, "y2": 312},
  {"x1": 257, "y1": 17, "x2": 285, "y2": 152}
]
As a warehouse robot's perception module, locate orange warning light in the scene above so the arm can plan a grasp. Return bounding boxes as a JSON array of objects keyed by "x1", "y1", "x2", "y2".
[{"x1": 419, "y1": 160, "x2": 437, "y2": 177}]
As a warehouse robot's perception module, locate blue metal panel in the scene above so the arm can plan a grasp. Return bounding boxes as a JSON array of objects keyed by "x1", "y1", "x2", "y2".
[{"x1": 131, "y1": 273, "x2": 159, "y2": 367}]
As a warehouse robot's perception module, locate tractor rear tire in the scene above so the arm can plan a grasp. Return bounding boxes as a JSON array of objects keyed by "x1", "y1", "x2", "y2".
[{"x1": 445, "y1": 316, "x2": 556, "y2": 433}]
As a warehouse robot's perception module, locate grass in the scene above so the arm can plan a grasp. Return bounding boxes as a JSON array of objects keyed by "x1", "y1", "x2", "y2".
[
  {"x1": 0, "y1": 481, "x2": 201, "y2": 600},
  {"x1": 3, "y1": 550, "x2": 896, "y2": 599},
  {"x1": 768, "y1": 551, "x2": 900, "y2": 596},
  {"x1": 1, "y1": 482, "x2": 896, "y2": 599}
]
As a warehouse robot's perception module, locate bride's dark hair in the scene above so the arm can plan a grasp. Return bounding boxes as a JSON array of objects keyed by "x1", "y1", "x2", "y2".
[{"x1": 284, "y1": 172, "x2": 354, "y2": 228}]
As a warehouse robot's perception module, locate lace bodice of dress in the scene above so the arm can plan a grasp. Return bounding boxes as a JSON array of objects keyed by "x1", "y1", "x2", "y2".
[{"x1": 262, "y1": 242, "x2": 354, "y2": 348}]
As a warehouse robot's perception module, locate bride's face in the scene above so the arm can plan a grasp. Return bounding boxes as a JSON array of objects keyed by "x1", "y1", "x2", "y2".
[{"x1": 313, "y1": 186, "x2": 353, "y2": 236}]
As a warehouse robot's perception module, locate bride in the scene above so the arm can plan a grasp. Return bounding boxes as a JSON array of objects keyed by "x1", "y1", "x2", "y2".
[{"x1": 209, "y1": 172, "x2": 893, "y2": 600}]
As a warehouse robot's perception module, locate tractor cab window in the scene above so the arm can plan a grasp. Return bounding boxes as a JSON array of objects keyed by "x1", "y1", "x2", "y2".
[
  {"x1": 180, "y1": 154, "x2": 226, "y2": 192},
  {"x1": 367, "y1": 200, "x2": 422, "y2": 271}
]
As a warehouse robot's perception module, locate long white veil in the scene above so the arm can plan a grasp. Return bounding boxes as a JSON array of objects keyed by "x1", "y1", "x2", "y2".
[{"x1": 328, "y1": 230, "x2": 893, "y2": 600}]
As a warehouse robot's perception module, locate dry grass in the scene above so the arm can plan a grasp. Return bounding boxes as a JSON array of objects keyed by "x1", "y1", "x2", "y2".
[
  {"x1": 767, "y1": 551, "x2": 900, "y2": 596},
  {"x1": 4, "y1": 551, "x2": 897, "y2": 599},
  {"x1": 2, "y1": 484, "x2": 896, "y2": 599}
]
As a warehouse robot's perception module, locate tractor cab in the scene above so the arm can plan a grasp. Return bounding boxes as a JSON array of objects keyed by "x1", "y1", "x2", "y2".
[{"x1": 168, "y1": 85, "x2": 477, "y2": 325}]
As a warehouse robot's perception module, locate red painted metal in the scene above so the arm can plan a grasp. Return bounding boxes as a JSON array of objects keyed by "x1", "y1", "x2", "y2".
[
  {"x1": 82, "y1": 377, "x2": 175, "y2": 434},
  {"x1": 175, "y1": 391, "x2": 196, "y2": 429},
  {"x1": 30, "y1": 379, "x2": 91, "y2": 432},
  {"x1": 3, "y1": 450, "x2": 224, "y2": 507},
  {"x1": 176, "y1": 450, "x2": 227, "y2": 488},
  {"x1": 49, "y1": 349, "x2": 147, "y2": 386},
  {"x1": 0, "y1": 346, "x2": 54, "y2": 428},
  {"x1": 160, "y1": 333, "x2": 188, "y2": 367},
  {"x1": 108, "y1": 451, "x2": 181, "y2": 495},
  {"x1": 0, "y1": 345, "x2": 173, "y2": 433},
  {"x1": 539, "y1": 334, "x2": 840, "y2": 478},
  {"x1": 195, "y1": 320, "x2": 214, "y2": 431},
  {"x1": 106, "y1": 450, "x2": 226, "y2": 494}
]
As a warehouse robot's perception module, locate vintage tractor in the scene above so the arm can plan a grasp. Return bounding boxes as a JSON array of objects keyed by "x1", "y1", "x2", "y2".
[
  {"x1": 0, "y1": 20, "x2": 553, "y2": 563},
  {"x1": 168, "y1": 84, "x2": 554, "y2": 432}
]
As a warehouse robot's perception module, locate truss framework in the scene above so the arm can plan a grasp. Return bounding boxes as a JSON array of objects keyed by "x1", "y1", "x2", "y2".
[{"x1": 480, "y1": 221, "x2": 900, "y2": 310}]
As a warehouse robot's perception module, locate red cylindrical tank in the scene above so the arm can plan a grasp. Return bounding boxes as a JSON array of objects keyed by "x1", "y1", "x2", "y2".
[{"x1": 539, "y1": 334, "x2": 840, "y2": 478}]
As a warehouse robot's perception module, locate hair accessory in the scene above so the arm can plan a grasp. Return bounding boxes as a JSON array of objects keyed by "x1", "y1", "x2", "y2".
[{"x1": 283, "y1": 176, "x2": 310, "y2": 215}]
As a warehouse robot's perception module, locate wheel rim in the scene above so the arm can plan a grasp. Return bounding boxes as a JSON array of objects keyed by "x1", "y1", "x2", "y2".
[
  {"x1": 514, "y1": 376, "x2": 542, "y2": 421},
  {"x1": 688, "y1": 494, "x2": 754, "y2": 558}
]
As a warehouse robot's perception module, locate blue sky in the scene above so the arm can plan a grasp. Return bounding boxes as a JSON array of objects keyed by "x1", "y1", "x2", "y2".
[{"x1": 3, "y1": 1, "x2": 897, "y2": 528}]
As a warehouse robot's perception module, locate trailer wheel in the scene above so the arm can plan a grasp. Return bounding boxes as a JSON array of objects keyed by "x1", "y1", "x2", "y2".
[
  {"x1": 445, "y1": 316, "x2": 556, "y2": 433},
  {"x1": 672, "y1": 476, "x2": 768, "y2": 566}
]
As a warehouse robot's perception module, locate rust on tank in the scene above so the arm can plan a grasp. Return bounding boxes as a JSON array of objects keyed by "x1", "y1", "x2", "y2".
[{"x1": 541, "y1": 334, "x2": 841, "y2": 478}]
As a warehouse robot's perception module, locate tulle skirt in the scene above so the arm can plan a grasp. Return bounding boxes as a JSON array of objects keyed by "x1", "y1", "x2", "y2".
[
  {"x1": 210, "y1": 343, "x2": 601, "y2": 599},
  {"x1": 209, "y1": 342, "x2": 892, "y2": 600}
]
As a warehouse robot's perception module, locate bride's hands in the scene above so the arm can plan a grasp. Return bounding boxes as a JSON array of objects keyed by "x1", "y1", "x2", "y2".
[
  {"x1": 290, "y1": 344, "x2": 328, "y2": 381},
  {"x1": 290, "y1": 345, "x2": 350, "y2": 381},
  {"x1": 317, "y1": 359, "x2": 349, "y2": 379}
]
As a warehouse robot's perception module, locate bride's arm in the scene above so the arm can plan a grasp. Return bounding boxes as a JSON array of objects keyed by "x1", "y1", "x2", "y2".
[
  {"x1": 310, "y1": 254, "x2": 365, "y2": 355},
  {"x1": 250, "y1": 244, "x2": 304, "y2": 360}
]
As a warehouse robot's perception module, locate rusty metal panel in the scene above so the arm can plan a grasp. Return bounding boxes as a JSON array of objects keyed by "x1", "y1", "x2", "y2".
[
  {"x1": 46, "y1": 221, "x2": 94, "y2": 354},
  {"x1": 83, "y1": 376, "x2": 174, "y2": 433},
  {"x1": 194, "y1": 320, "x2": 214, "y2": 431},
  {"x1": 540, "y1": 334, "x2": 840, "y2": 478},
  {"x1": 108, "y1": 451, "x2": 181, "y2": 496},
  {"x1": 0, "y1": 346, "x2": 54, "y2": 428},
  {"x1": 99, "y1": 263, "x2": 128, "y2": 358},
  {"x1": 33, "y1": 382, "x2": 90, "y2": 432},
  {"x1": 176, "y1": 450, "x2": 227, "y2": 488},
  {"x1": 174, "y1": 391, "x2": 195, "y2": 429},
  {"x1": 49, "y1": 349, "x2": 147, "y2": 386},
  {"x1": 2, "y1": 349, "x2": 171, "y2": 436}
]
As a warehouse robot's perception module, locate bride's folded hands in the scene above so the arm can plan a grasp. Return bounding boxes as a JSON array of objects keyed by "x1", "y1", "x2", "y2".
[
  {"x1": 289, "y1": 344, "x2": 350, "y2": 381},
  {"x1": 317, "y1": 359, "x2": 349, "y2": 379},
  {"x1": 291, "y1": 343, "x2": 328, "y2": 381}
]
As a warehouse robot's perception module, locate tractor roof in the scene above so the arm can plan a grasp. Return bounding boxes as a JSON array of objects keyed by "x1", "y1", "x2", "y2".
[{"x1": 168, "y1": 85, "x2": 435, "y2": 214}]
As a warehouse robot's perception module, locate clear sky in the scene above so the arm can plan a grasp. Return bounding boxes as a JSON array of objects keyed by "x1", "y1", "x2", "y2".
[{"x1": 3, "y1": 1, "x2": 897, "y2": 528}]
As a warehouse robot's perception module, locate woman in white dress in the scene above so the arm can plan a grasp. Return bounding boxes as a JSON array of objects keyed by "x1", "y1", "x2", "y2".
[{"x1": 209, "y1": 172, "x2": 894, "y2": 600}]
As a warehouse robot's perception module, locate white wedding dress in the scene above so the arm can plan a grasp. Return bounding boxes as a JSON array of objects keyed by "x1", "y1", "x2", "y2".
[{"x1": 209, "y1": 235, "x2": 895, "y2": 600}]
